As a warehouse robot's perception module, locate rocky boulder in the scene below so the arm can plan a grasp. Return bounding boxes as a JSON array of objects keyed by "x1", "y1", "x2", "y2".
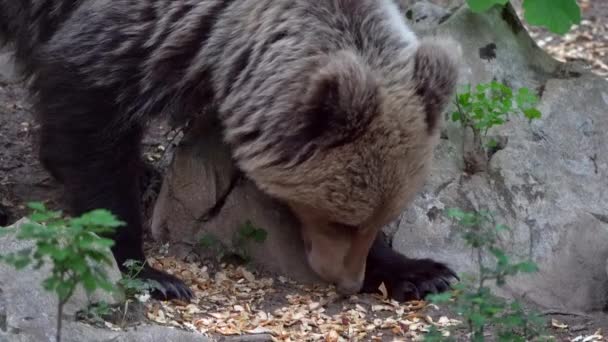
[
  {"x1": 395, "y1": 3, "x2": 608, "y2": 312},
  {"x1": 0, "y1": 219, "x2": 210, "y2": 342},
  {"x1": 0, "y1": 47, "x2": 16, "y2": 81}
]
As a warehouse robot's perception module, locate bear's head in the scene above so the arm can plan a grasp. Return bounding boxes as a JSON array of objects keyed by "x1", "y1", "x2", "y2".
[{"x1": 242, "y1": 37, "x2": 460, "y2": 295}]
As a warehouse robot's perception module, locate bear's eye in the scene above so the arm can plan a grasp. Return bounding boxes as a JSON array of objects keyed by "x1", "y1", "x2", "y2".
[{"x1": 329, "y1": 221, "x2": 358, "y2": 231}]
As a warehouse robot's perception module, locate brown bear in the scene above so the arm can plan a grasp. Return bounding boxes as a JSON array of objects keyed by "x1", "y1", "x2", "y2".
[{"x1": 0, "y1": 0, "x2": 459, "y2": 301}]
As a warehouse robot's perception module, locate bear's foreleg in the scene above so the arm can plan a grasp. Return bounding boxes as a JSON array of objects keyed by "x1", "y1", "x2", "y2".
[{"x1": 34, "y1": 69, "x2": 193, "y2": 301}]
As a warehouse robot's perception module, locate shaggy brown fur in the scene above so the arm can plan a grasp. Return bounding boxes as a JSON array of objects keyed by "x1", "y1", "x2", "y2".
[{"x1": 0, "y1": 0, "x2": 459, "y2": 300}]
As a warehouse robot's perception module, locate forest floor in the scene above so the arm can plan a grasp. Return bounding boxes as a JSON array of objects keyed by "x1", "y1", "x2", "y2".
[
  {"x1": 1, "y1": 1, "x2": 607, "y2": 341},
  {"x1": 521, "y1": 0, "x2": 608, "y2": 80}
]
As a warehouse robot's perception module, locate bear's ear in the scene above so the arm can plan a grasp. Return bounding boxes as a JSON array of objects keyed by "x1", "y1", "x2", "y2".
[
  {"x1": 298, "y1": 51, "x2": 379, "y2": 149},
  {"x1": 412, "y1": 37, "x2": 460, "y2": 134}
]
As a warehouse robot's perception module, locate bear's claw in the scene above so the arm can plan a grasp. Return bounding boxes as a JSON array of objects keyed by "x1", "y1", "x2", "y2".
[
  {"x1": 361, "y1": 234, "x2": 458, "y2": 302},
  {"x1": 137, "y1": 265, "x2": 194, "y2": 301},
  {"x1": 387, "y1": 258, "x2": 458, "y2": 302}
]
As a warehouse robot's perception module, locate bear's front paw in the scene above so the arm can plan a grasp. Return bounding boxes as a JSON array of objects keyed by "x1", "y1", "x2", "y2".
[
  {"x1": 362, "y1": 254, "x2": 458, "y2": 302},
  {"x1": 385, "y1": 258, "x2": 458, "y2": 302},
  {"x1": 137, "y1": 265, "x2": 194, "y2": 301}
]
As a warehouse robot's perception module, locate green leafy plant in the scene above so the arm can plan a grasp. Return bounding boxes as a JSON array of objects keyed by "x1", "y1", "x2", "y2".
[
  {"x1": 199, "y1": 220, "x2": 268, "y2": 264},
  {"x1": 0, "y1": 202, "x2": 122, "y2": 342},
  {"x1": 199, "y1": 233, "x2": 226, "y2": 255},
  {"x1": 424, "y1": 208, "x2": 550, "y2": 341},
  {"x1": 466, "y1": 0, "x2": 581, "y2": 35},
  {"x1": 77, "y1": 260, "x2": 158, "y2": 329},
  {"x1": 235, "y1": 220, "x2": 268, "y2": 245},
  {"x1": 113, "y1": 259, "x2": 163, "y2": 327},
  {"x1": 451, "y1": 81, "x2": 541, "y2": 173}
]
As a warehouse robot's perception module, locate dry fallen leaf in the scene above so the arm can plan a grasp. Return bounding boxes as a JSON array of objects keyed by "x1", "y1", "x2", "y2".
[
  {"x1": 551, "y1": 318, "x2": 568, "y2": 330},
  {"x1": 378, "y1": 282, "x2": 388, "y2": 300},
  {"x1": 129, "y1": 256, "x2": 461, "y2": 341},
  {"x1": 572, "y1": 328, "x2": 604, "y2": 342}
]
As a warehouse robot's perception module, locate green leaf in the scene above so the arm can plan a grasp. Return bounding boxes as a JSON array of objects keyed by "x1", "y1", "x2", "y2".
[
  {"x1": 523, "y1": 0, "x2": 581, "y2": 35},
  {"x1": 469, "y1": 312, "x2": 487, "y2": 328},
  {"x1": 27, "y1": 202, "x2": 47, "y2": 212},
  {"x1": 12, "y1": 256, "x2": 32, "y2": 269},
  {"x1": 17, "y1": 222, "x2": 47, "y2": 239},
  {"x1": 92, "y1": 276, "x2": 116, "y2": 293},
  {"x1": 82, "y1": 272, "x2": 98, "y2": 293},
  {"x1": 523, "y1": 108, "x2": 542, "y2": 121},
  {"x1": 78, "y1": 233, "x2": 115, "y2": 250},
  {"x1": 485, "y1": 139, "x2": 499, "y2": 149},
  {"x1": 57, "y1": 281, "x2": 75, "y2": 301},
  {"x1": 122, "y1": 259, "x2": 143, "y2": 270},
  {"x1": 71, "y1": 209, "x2": 124, "y2": 230},
  {"x1": 42, "y1": 276, "x2": 61, "y2": 291},
  {"x1": 427, "y1": 291, "x2": 453, "y2": 304},
  {"x1": 498, "y1": 332, "x2": 525, "y2": 342},
  {"x1": 445, "y1": 208, "x2": 467, "y2": 219},
  {"x1": 85, "y1": 251, "x2": 114, "y2": 265},
  {"x1": 495, "y1": 224, "x2": 510, "y2": 232},
  {"x1": 251, "y1": 228, "x2": 268, "y2": 243},
  {"x1": 238, "y1": 222, "x2": 268, "y2": 243},
  {"x1": 69, "y1": 257, "x2": 89, "y2": 275},
  {"x1": 199, "y1": 234, "x2": 220, "y2": 248},
  {"x1": 490, "y1": 247, "x2": 509, "y2": 266},
  {"x1": 515, "y1": 261, "x2": 539, "y2": 273}
]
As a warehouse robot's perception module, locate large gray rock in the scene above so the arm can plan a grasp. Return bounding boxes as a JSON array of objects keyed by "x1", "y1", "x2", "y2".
[
  {"x1": 0, "y1": 323, "x2": 210, "y2": 342},
  {"x1": 393, "y1": 5, "x2": 608, "y2": 312},
  {"x1": 394, "y1": 73, "x2": 608, "y2": 312},
  {"x1": 151, "y1": 2, "x2": 608, "y2": 312},
  {"x1": 0, "y1": 219, "x2": 210, "y2": 342},
  {"x1": 0, "y1": 219, "x2": 122, "y2": 341},
  {"x1": 151, "y1": 120, "x2": 320, "y2": 284},
  {"x1": 0, "y1": 48, "x2": 16, "y2": 82}
]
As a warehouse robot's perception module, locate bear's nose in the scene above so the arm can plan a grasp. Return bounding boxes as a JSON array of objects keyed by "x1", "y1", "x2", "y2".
[{"x1": 336, "y1": 277, "x2": 363, "y2": 296}]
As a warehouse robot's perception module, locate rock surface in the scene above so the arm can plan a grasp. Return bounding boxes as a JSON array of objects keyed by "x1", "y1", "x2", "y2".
[
  {"x1": 151, "y1": 3, "x2": 608, "y2": 312},
  {"x1": 151, "y1": 119, "x2": 321, "y2": 284},
  {"x1": 0, "y1": 323, "x2": 211, "y2": 342},
  {"x1": 394, "y1": 4, "x2": 608, "y2": 312},
  {"x1": 0, "y1": 219, "x2": 209, "y2": 342},
  {"x1": 0, "y1": 48, "x2": 16, "y2": 81}
]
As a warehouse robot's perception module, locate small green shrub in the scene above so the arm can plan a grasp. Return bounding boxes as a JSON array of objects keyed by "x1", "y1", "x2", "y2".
[
  {"x1": 117, "y1": 259, "x2": 162, "y2": 301},
  {"x1": 199, "y1": 233, "x2": 226, "y2": 255},
  {"x1": 0, "y1": 202, "x2": 122, "y2": 342},
  {"x1": 451, "y1": 81, "x2": 541, "y2": 173},
  {"x1": 424, "y1": 208, "x2": 551, "y2": 342},
  {"x1": 452, "y1": 82, "x2": 541, "y2": 137}
]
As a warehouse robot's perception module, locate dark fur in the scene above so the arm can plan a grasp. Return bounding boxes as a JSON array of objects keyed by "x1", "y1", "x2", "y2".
[
  {"x1": 363, "y1": 232, "x2": 457, "y2": 301},
  {"x1": 0, "y1": 204, "x2": 8, "y2": 227},
  {"x1": 0, "y1": 0, "x2": 458, "y2": 301}
]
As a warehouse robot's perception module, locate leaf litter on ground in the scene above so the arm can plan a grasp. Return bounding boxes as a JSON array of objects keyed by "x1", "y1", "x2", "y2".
[{"x1": 138, "y1": 256, "x2": 461, "y2": 341}]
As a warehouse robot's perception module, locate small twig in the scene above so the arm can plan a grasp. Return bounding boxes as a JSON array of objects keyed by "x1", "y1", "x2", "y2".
[
  {"x1": 158, "y1": 123, "x2": 190, "y2": 165},
  {"x1": 56, "y1": 299, "x2": 64, "y2": 342},
  {"x1": 453, "y1": 98, "x2": 468, "y2": 160},
  {"x1": 121, "y1": 299, "x2": 131, "y2": 328},
  {"x1": 541, "y1": 309, "x2": 592, "y2": 318}
]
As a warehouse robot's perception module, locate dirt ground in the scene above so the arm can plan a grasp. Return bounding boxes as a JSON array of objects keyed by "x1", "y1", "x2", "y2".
[
  {"x1": 522, "y1": 0, "x2": 608, "y2": 79},
  {"x1": 1, "y1": 2, "x2": 607, "y2": 341}
]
